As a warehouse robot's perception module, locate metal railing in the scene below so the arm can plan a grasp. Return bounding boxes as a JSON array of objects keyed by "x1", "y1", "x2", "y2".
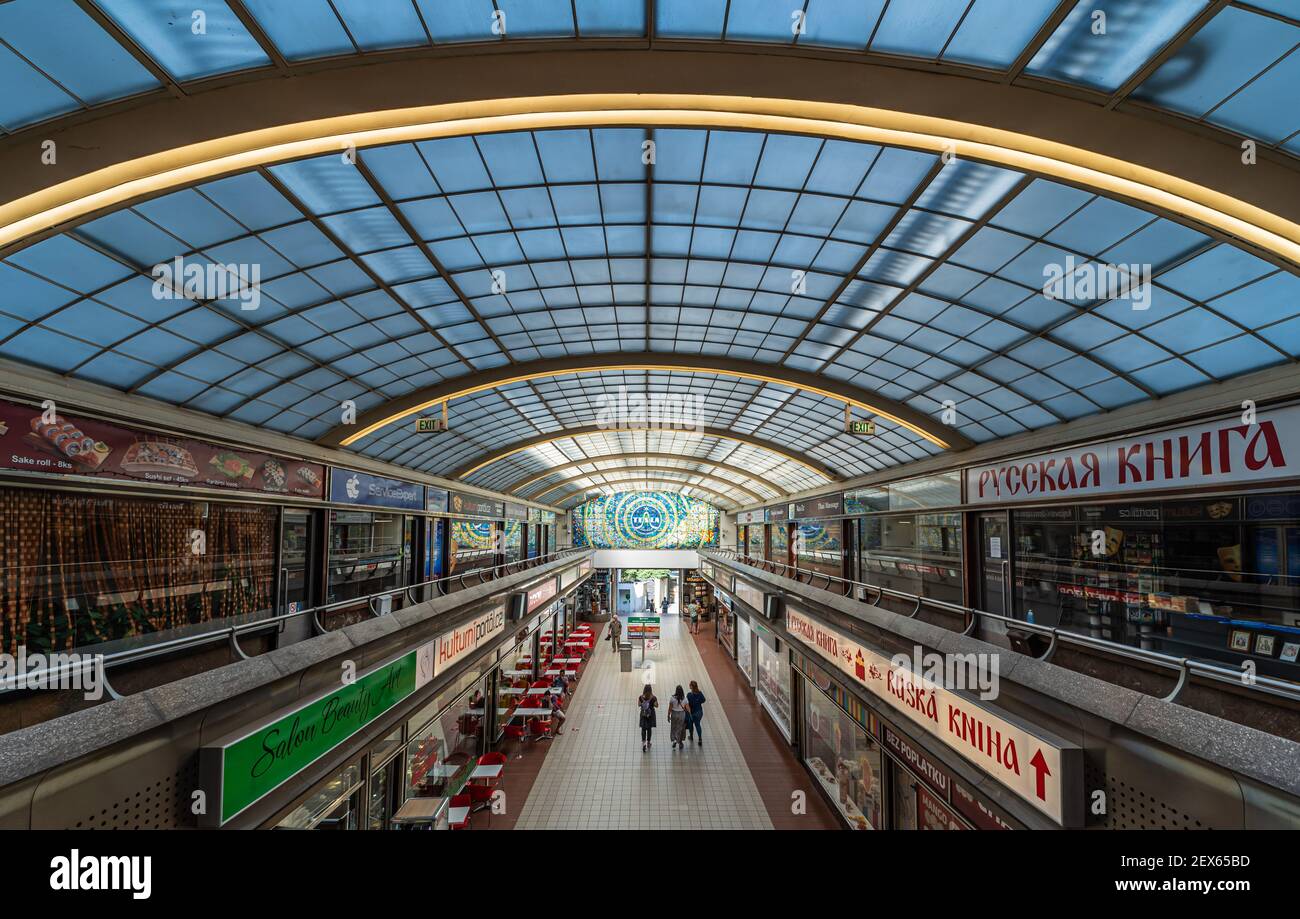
[
  {"x1": 708, "y1": 549, "x2": 1300, "y2": 706},
  {"x1": 0, "y1": 545, "x2": 588, "y2": 701}
]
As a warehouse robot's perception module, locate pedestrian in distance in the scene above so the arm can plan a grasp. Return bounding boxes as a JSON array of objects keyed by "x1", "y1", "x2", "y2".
[
  {"x1": 686, "y1": 680, "x2": 707, "y2": 747},
  {"x1": 668, "y1": 685, "x2": 689, "y2": 749},
  {"x1": 690, "y1": 603, "x2": 700, "y2": 634},
  {"x1": 638, "y1": 684, "x2": 659, "y2": 752}
]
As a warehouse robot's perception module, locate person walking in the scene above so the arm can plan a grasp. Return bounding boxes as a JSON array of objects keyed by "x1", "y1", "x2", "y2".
[
  {"x1": 638, "y1": 684, "x2": 658, "y2": 752},
  {"x1": 685, "y1": 680, "x2": 707, "y2": 747},
  {"x1": 660, "y1": 595, "x2": 669, "y2": 617},
  {"x1": 668, "y1": 685, "x2": 689, "y2": 750},
  {"x1": 689, "y1": 603, "x2": 700, "y2": 634},
  {"x1": 609, "y1": 615, "x2": 622, "y2": 652}
]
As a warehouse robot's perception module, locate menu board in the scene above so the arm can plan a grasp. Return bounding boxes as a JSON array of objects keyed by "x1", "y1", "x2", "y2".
[{"x1": 0, "y1": 398, "x2": 325, "y2": 498}]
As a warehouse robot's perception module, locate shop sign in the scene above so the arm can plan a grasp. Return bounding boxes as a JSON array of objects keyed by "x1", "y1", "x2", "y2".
[
  {"x1": 0, "y1": 398, "x2": 326, "y2": 498},
  {"x1": 435, "y1": 605, "x2": 506, "y2": 677},
  {"x1": 784, "y1": 604, "x2": 1080, "y2": 825},
  {"x1": 966, "y1": 404, "x2": 1300, "y2": 505},
  {"x1": 882, "y1": 725, "x2": 950, "y2": 799},
  {"x1": 733, "y1": 578, "x2": 764, "y2": 611},
  {"x1": 766, "y1": 505, "x2": 791, "y2": 523},
  {"x1": 952, "y1": 782, "x2": 1016, "y2": 830},
  {"x1": 526, "y1": 578, "x2": 557, "y2": 613},
  {"x1": 450, "y1": 491, "x2": 504, "y2": 518},
  {"x1": 203, "y1": 641, "x2": 436, "y2": 825},
  {"x1": 330, "y1": 468, "x2": 424, "y2": 510},
  {"x1": 1246, "y1": 493, "x2": 1300, "y2": 520},
  {"x1": 793, "y1": 494, "x2": 843, "y2": 519},
  {"x1": 918, "y1": 786, "x2": 966, "y2": 831},
  {"x1": 736, "y1": 510, "x2": 763, "y2": 525},
  {"x1": 425, "y1": 488, "x2": 449, "y2": 514},
  {"x1": 504, "y1": 501, "x2": 528, "y2": 520}
]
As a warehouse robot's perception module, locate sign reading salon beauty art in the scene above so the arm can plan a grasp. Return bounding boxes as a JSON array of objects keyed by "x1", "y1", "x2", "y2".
[
  {"x1": 785, "y1": 605, "x2": 1081, "y2": 825},
  {"x1": 966, "y1": 404, "x2": 1300, "y2": 505}
]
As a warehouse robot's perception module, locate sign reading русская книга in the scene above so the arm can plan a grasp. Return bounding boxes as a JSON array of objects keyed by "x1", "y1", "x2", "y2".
[{"x1": 965, "y1": 404, "x2": 1300, "y2": 505}]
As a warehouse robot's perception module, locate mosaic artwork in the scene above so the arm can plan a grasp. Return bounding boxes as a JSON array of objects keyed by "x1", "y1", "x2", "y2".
[
  {"x1": 572, "y1": 492, "x2": 719, "y2": 549},
  {"x1": 452, "y1": 520, "x2": 495, "y2": 549}
]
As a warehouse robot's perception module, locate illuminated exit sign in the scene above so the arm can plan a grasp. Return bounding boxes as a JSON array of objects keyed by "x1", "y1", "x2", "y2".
[
  {"x1": 846, "y1": 419, "x2": 875, "y2": 436},
  {"x1": 415, "y1": 416, "x2": 447, "y2": 433}
]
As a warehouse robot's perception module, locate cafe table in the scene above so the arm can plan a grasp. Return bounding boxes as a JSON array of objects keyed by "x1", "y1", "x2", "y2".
[
  {"x1": 392, "y1": 796, "x2": 446, "y2": 829},
  {"x1": 470, "y1": 762, "x2": 505, "y2": 782}
]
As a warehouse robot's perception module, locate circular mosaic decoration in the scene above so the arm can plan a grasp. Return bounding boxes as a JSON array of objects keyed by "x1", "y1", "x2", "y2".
[{"x1": 573, "y1": 491, "x2": 719, "y2": 549}]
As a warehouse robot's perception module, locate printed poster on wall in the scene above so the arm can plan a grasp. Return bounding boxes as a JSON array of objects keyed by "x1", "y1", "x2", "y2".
[{"x1": 0, "y1": 398, "x2": 325, "y2": 498}]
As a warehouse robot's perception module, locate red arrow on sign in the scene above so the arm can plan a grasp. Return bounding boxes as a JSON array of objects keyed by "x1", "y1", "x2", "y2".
[{"x1": 1029, "y1": 749, "x2": 1051, "y2": 801}]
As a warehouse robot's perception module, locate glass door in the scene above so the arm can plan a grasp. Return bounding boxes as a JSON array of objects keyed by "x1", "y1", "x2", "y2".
[
  {"x1": 978, "y1": 512, "x2": 1011, "y2": 617},
  {"x1": 279, "y1": 508, "x2": 315, "y2": 616}
]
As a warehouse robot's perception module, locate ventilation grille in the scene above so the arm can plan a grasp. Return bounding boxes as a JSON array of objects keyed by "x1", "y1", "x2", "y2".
[
  {"x1": 71, "y1": 759, "x2": 198, "y2": 830},
  {"x1": 1089, "y1": 760, "x2": 1205, "y2": 829}
]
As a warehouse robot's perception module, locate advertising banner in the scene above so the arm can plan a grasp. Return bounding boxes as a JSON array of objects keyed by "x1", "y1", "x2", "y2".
[
  {"x1": 434, "y1": 605, "x2": 506, "y2": 677},
  {"x1": 450, "y1": 491, "x2": 504, "y2": 518},
  {"x1": 965, "y1": 404, "x2": 1300, "y2": 505},
  {"x1": 330, "y1": 467, "x2": 424, "y2": 510},
  {"x1": 0, "y1": 398, "x2": 325, "y2": 498},
  {"x1": 793, "y1": 494, "x2": 843, "y2": 518},
  {"x1": 425, "y1": 488, "x2": 449, "y2": 513}
]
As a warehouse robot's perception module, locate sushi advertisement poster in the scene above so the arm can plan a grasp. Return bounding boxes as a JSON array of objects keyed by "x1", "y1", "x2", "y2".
[{"x1": 0, "y1": 398, "x2": 326, "y2": 498}]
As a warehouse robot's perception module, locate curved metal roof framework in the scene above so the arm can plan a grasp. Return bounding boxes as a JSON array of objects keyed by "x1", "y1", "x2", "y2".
[{"x1": 0, "y1": 1, "x2": 1298, "y2": 512}]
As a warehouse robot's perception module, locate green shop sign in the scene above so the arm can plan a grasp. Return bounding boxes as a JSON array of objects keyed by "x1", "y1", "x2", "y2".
[{"x1": 202, "y1": 644, "x2": 431, "y2": 826}]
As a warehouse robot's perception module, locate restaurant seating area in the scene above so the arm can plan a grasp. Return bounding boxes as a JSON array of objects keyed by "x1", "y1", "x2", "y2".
[{"x1": 443, "y1": 622, "x2": 602, "y2": 830}]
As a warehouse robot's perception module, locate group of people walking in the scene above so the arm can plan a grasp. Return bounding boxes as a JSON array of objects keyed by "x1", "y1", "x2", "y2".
[{"x1": 638, "y1": 682, "x2": 706, "y2": 752}]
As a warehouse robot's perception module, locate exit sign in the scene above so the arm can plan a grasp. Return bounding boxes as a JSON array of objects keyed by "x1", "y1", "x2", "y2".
[
  {"x1": 846, "y1": 419, "x2": 875, "y2": 436},
  {"x1": 415, "y1": 417, "x2": 447, "y2": 433}
]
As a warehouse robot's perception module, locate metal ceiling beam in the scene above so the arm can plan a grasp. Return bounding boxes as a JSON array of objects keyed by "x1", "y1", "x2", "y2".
[
  {"x1": 451, "y1": 425, "x2": 840, "y2": 481},
  {"x1": 316, "y1": 353, "x2": 971, "y2": 452},
  {"x1": 546, "y1": 476, "x2": 742, "y2": 510},
  {"x1": 4, "y1": 51, "x2": 1300, "y2": 265},
  {"x1": 504, "y1": 453, "x2": 788, "y2": 496},
  {"x1": 526, "y1": 465, "x2": 765, "y2": 503}
]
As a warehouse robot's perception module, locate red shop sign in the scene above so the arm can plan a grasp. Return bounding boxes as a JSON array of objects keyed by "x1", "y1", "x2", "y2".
[{"x1": 0, "y1": 398, "x2": 325, "y2": 498}]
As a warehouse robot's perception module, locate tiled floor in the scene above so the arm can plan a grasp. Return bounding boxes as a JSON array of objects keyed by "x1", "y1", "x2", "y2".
[{"x1": 514, "y1": 612, "x2": 774, "y2": 829}]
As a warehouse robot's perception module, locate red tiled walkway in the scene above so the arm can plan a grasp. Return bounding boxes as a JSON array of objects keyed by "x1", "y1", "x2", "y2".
[{"x1": 689, "y1": 621, "x2": 842, "y2": 830}]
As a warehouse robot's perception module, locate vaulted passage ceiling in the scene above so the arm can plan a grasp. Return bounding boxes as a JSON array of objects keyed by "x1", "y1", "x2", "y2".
[{"x1": 0, "y1": 1, "x2": 1298, "y2": 511}]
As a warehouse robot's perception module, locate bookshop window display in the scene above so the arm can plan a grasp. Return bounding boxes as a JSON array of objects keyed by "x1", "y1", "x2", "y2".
[
  {"x1": 756, "y1": 639, "x2": 792, "y2": 739},
  {"x1": 802, "y1": 676, "x2": 883, "y2": 831},
  {"x1": 1012, "y1": 495, "x2": 1300, "y2": 667}
]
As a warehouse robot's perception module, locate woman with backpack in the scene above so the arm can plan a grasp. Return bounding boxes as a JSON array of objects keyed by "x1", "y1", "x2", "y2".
[
  {"x1": 638, "y1": 684, "x2": 659, "y2": 752},
  {"x1": 668, "y1": 685, "x2": 689, "y2": 749}
]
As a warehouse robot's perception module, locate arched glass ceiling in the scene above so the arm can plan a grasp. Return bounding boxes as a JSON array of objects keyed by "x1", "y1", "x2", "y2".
[
  {"x1": 468, "y1": 429, "x2": 830, "y2": 497},
  {"x1": 4, "y1": 124, "x2": 1299, "y2": 470},
  {"x1": 0, "y1": 1, "x2": 1296, "y2": 159},
  {"x1": 358, "y1": 369, "x2": 936, "y2": 481}
]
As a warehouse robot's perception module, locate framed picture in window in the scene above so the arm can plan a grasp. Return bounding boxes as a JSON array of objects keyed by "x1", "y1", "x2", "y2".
[
  {"x1": 1280, "y1": 643, "x2": 1299, "y2": 664},
  {"x1": 1255, "y1": 634, "x2": 1276, "y2": 657},
  {"x1": 1228, "y1": 630, "x2": 1251, "y2": 653}
]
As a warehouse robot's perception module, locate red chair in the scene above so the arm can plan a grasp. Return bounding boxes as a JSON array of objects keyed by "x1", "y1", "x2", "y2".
[
  {"x1": 527, "y1": 717, "x2": 553, "y2": 742},
  {"x1": 467, "y1": 782, "x2": 495, "y2": 817},
  {"x1": 502, "y1": 723, "x2": 526, "y2": 744},
  {"x1": 478, "y1": 752, "x2": 507, "y2": 769},
  {"x1": 531, "y1": 679, "x2": 551, "y2": 690},
  {"x1": 449, "y1": 793, "x2": 473, "y2": 830}
]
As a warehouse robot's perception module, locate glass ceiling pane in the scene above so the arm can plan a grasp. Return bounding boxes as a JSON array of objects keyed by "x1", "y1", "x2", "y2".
[
  {"x1": 93, "y1": 0, "x2": 271, "y2": 80},
  {"x1": 1026, "y1": 0, "x2": 1209, "y2": 92}
]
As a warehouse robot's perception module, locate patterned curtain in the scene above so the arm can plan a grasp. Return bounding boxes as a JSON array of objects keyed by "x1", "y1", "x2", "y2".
[{"x1": 0, "y1": 487, "x2": 276, "y2": 657}]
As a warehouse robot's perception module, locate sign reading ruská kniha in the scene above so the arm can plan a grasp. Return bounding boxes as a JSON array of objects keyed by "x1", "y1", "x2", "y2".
[{"x1": 201, "y1": 641, "x2": 437, "y2": 826}]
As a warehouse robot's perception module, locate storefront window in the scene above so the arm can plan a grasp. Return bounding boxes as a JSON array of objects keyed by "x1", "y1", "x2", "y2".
[
  {"x1": 527, "y1": 524, "x2": 539, "y2": 559},
  {"x1": 736, "y1": 616, "x2": 753, "y2": 682},
  {"x1": 326, "y1": 510, "x2": 412, "y2": 621},
  {"x1": 503, "y1": 520, "x2": 523, "y2": 564},
  {"x1": 891, "y1": 761, "x2": 965, "y2": 830},
  {"x1": 858, "y1": 512, "x2": 963, "y2": 604},
  {"x1": 756, "y1": 638, "x2": 791, "y2": 738},
  {"x1": 771, "y1": 523, "x2": 788, "y2": 566},
  {"x1": 802, "y1": 676, "x2": 882, "y2": 830},
  {"x1": 0, "y1": 489, "x2": 277, "y2": 658},
  {"x1": 276, "y1": 760, "x2": 363, "y2": 830},
  {"x1": 1012, "y1": 495, "x2": 1300, "y2": 672},
  {"x1": 794, "y1": 521, "x2": 841, "y2": 577},
  {"x1": 717, "y1": 593, "x2": 735, "y2": 656},
  {"x1": 747, "y1": 525, "x2": 763, "y2": 560},
  {"x1": 450, "y1": 520, "x2": 498, "y2": 577},
  {"x1": 405, "y1": 679, "x2": 485, "y2": 799}
]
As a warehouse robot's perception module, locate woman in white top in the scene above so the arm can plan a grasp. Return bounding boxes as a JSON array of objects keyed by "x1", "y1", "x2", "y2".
[{"x1": 668, "y1": 685, "x2": 689, "y2": 750}]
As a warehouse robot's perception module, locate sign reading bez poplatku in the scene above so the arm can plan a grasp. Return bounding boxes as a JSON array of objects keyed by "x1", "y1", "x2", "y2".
[
  {"x1": 966, "y1": 405, "x2": 1300, "y2": 505},
  {"x1": 785, "y1": 605, "x2": 1080, "y2": 825}
]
